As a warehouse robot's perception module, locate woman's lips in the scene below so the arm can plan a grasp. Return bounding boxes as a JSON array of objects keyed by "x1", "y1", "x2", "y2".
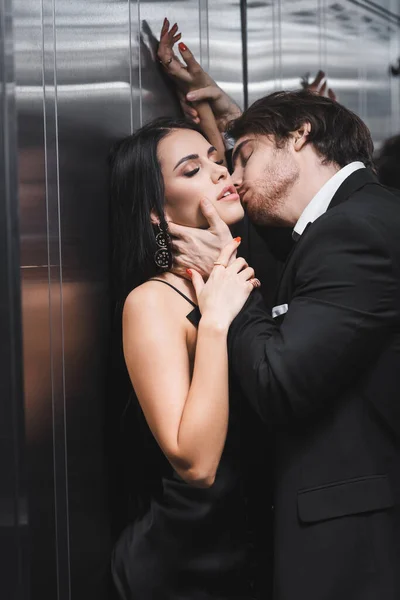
[{"x1": 217, "y1": 192, "x2": 240, "y2": 202}]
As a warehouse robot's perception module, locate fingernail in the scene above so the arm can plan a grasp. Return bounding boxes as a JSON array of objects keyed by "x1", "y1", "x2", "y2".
[
  {"x1": 186, "y1": 269, "x2": 192, "y2": 277},
  {"x1": 234, "y1": 237, "x2": 241, "y2": 243},
  {"x1": 178, "y1": 42, "x2": 188, "y2": 52},
  {"x1": 187, "y1": 92, "x2": 195, "y2": 101},
  {"x1": 202, "y1": 198, "x2": 211, "y2": 206}
]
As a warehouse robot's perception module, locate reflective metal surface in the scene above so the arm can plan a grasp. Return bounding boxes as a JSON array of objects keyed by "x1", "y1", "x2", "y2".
[
  {"x1": 246, "y1": 0, "x2": 400, "y2": 147},
  {"x1": 2, "y1": 1, "x2": 400, "y2": 598},
  {"x1": 0, "y1": 0, "x2": 29, "y2": 598}
]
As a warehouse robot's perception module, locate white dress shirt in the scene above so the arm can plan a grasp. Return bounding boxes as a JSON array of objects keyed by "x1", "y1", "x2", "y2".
[{"x1": 292, "y1": 162, "x2": 366, "y2": 240}]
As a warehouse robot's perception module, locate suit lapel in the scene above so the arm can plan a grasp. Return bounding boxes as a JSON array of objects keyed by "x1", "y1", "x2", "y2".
[
  {"x1": 274, "y1": 222, "x2": 313, "y2": 305},
  {"x1": 328, "y1": 168, "x2": 380, "y2": 210},
  {"x1": 274, "y1": 168, "x2": 381, "y2": 307}
]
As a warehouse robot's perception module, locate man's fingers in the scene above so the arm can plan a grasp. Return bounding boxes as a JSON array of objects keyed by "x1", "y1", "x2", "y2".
[
  {"x1": 186, "y1": 86, "x2": 220, "y2": 103},
  {"x1": 214, "y1": 237, "x2": 241, "y2": 269},
  {"x1": 177, "y1": 89, "x2": 199, "y2": 120},
  {"x1": 200, "y1": 198, "x2": 229, "y2": 233},
  {"x1": 167, "y1": 221, "x2": 191, "y2": 240},
  {"x1": 188, "y1": 269, "x2": 204, "y2": 299}
]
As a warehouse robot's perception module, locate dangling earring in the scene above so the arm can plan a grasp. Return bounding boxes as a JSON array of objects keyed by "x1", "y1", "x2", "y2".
[{"x1": 154, "y1": 223, "x2": 172, "y2": 270}]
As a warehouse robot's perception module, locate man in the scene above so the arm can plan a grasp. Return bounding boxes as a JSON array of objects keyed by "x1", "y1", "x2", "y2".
[
  {"x1": 158, "y1": 33, "x2": 400, "y2": 599},
  {"x1": 167, "y1": 70, "x2": 400, "y2": 600}
]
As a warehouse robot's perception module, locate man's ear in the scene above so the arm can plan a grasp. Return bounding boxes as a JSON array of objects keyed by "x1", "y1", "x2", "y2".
[{"x1": 293, "y1": 122, "x2": 311, "y2": 151}]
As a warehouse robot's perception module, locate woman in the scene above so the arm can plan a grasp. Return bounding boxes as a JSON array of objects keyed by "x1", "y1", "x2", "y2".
[{"x1": 109, "y1": 115, "x2": 267, "y2": 600}]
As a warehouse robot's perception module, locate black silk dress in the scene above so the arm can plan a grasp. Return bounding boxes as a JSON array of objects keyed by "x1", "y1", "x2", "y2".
[{"x1": 112, "y1": 280, "x2": 271, "y2": 600}]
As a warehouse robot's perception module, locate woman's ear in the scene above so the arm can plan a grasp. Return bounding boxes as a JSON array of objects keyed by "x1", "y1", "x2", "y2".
[
  {"x1": 150, "y1": 209, "x2": 160, "y2": 225},
  {"x1": 293, "y1": 122, "x2": 311, "y2": 151}
]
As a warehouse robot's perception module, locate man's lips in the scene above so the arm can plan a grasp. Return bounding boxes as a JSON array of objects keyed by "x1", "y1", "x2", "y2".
[
  {"x1": 239, "y1": 189, "x2": 249, "y2": 204},
  {"x1": 217, "y1": 185, "x2": 240, "y2": 202}
]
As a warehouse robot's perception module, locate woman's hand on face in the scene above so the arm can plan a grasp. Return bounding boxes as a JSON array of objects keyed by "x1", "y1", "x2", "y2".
[
  {"x1": 169, "y1": 198, "x2": 235, "y2": 280},
  {"x1": 188, "y1": 239, "x2": 259, "y2": 331}
]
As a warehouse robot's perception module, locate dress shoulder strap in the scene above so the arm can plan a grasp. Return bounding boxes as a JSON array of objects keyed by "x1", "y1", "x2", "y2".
[{"x1": 149, "y1": 278, "x2": 198, "y2": 308}]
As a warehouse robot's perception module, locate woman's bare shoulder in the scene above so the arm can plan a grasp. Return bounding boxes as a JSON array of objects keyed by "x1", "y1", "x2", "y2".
[
  {"x1": 123, "y1": 279, "x2": 187, "y2": 327},
  {"x1": 123, "y1": 280, "x2": 168, "y2": 321}
]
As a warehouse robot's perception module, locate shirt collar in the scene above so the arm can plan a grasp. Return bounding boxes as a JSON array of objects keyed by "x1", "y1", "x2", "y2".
[{"x1": 292, "y1": 162, "x2": 366, "y2": 240}]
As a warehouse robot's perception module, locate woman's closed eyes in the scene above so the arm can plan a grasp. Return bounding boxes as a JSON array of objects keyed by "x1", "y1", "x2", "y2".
[{"x1": 183, "y1": 159, "x2": 224, "y2": 178}]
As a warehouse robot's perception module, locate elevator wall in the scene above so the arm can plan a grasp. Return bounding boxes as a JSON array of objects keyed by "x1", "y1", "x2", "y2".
[{"x1": 1, "y1": 1, "x2": 400, "y2": 599}]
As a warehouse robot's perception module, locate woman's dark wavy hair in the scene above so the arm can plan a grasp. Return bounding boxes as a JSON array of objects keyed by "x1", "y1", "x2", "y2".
[
  {"x1": 108, "y1": 117, "x2": 205, "y2": 525},
  {"x1": 109, "y1": 116, "x2": 204, "y2": 302},
  {"x1": 228, "y1": 90, "x2": 375, "y2": 169}
]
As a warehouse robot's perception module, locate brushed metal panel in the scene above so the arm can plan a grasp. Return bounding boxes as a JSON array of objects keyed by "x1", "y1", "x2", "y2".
[
  {"x1": 208, "y1": 0, "x2": 244, "y2": 109},
  {"x1": 15, "y1": 0, "x2": 135, "y2": 598},
  {"x1": 14, "y1": 0, "x2": 60, "y2": 594},
  {"x1": 137, "y1": 1, "x2": 202, "y2": 124},
  {"x1": 324, "y1": 1, "x2": 399, "y2": 146},
  {"x1": 0, "y1": 0, "x2": 29, "y2": 597},
  {"x1": 247, "y1": 0, "x2": 277, "y2": 106},
  {"x1": 51, "y1": 0, "x2": 133, "y2": 598}
]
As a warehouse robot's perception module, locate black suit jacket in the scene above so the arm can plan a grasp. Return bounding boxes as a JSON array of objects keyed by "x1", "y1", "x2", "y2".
[{"x1": 228, "y1": 168, "x2": 400, "y2": 600}]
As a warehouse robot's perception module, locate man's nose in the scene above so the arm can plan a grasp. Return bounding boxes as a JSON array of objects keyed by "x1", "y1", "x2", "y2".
[{"x1": 231, "y1": 168, "x2": 242, "y2": 188}]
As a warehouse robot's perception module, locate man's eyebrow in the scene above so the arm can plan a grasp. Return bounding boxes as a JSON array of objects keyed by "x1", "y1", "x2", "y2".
[
  {"x1": 173, "y1": 146, "x2": 217, "y2": 171},
  {"x1": 232, "y1": 139, "x2": 252, "y2": 167}
]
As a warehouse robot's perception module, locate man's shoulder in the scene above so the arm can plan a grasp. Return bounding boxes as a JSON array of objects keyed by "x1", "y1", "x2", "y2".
[
  {"x1": 296, "y1": 199, "x2": 397, "y2": 264},
  {"x1": 310, "y1": 183, "x2": 400, "y2": 240}
]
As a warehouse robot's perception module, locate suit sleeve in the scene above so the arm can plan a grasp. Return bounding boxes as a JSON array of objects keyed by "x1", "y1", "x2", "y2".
[{"x1": 228, "y1": 212, "x2": 398, "y2": 425}]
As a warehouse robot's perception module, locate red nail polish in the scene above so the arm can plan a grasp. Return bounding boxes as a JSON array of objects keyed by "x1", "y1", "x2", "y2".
[
  {"x1": 178, "y1": 42, "x2": 187, "y2": 52},
  {"x1": 234, "y1": 237, "x2": 241, "y2": 243},
  {"x1": 186, "y1": 268, "x2": 192, "y2": 276}
]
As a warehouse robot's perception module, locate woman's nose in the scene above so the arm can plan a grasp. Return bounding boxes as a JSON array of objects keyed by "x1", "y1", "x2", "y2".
[{"x1": 212, "y1": 164, "x2": 228, "y2": 183}]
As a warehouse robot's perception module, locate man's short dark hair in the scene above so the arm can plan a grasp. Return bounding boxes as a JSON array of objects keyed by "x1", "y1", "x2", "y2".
[
  {"x1": 228, "y1": 90, "x2": 375, "y2": 169},
  {"x1": 375, "y1": 134, "x2": 400, "y2": 191}
]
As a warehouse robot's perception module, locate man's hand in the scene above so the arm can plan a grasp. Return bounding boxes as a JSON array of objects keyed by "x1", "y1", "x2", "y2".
[
  {"x1": 168, "y1": 198, "x2": 235, "y2": 279},
  {"x1": 185, "y1": 85, "x2": 242, "y2": 133}
]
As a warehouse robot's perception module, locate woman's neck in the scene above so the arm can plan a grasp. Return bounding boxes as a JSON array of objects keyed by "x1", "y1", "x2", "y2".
[{"x1": 150, "y1": 271, "x2": 198, "y2": 304}]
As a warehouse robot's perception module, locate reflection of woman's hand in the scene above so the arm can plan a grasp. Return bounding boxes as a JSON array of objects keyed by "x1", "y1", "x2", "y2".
[
  {"x1": 188, "y1": 239, "x2": 260, "y2": 331},
  {"x1": 301, "y1": 70, "x2": 337, "y2": 101}
]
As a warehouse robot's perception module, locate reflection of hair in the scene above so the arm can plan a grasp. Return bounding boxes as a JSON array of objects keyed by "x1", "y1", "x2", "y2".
[
  {"x1": 228, "y1": 90, "x2": 374, "y2": 169},
  {"x1": 375, "y1": 135, "x2": 400, "y2": 191},
  {"x1": 109, "y1": 117, "x2": 204, "y2": 300}
]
